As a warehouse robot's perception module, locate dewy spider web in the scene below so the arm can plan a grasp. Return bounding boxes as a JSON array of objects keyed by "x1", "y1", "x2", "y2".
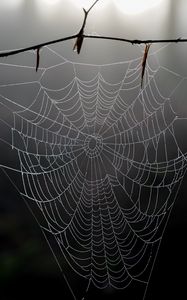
[{"x1": 0, "y1": 43, "x2": 186, "y2": 300}]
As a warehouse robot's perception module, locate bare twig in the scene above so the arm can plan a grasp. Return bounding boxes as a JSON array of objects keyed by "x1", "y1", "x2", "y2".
[
  {"x1": 0, "y1": 0, "x2": 186, "y2": 60},
  {"x1": 0, "y1": 36, "x2": 186, "y2": 59},
  {"x1": 84, "y1": 35, "x2": 185, "y2": 45},
  {"x1": 0, "y1": 35, "x2": 77, "y2": 58},
  {"x1": 73, "y1": 9, "x2": 87, "y2": 54},
  {"x1": 87, "y1": 0, "x2": 100, "y2": 13},
  {"x1": 0, "y1": 0, "x2": 186, "y2": 89},
  {"x1": 73, "y1": 0, "x2": 99, "y2": 54}
]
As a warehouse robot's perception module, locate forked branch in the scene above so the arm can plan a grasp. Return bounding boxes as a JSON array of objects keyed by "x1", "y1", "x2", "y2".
[
  {"x1": 73, "y1": 0, "x2": 99, "y2": 54},
  {"x1": 0, "y1": 0, "x2": 186, "y2": 59},
  {"x1": 0, "y1": 0, "x2": 186, "y2": 85}
]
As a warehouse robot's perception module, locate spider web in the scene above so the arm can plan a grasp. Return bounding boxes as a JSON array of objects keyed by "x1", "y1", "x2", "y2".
[{"x1": 0, "y1": 43, "x2": 187, "y2": 300}]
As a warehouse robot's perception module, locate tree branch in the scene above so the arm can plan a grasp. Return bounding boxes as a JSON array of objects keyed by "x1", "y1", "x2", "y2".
[
  {"x1": 0, "y1": 0, "x2": 185, "y2": 59},
  {"x1": 0, "y1": 35, "x2": 77, "y2": 58},
  {"x1": 0, "y1": 35, "x2": 186, "y2": 58},
  {"x1": 84, "y1": 35, "x2": 185, "y2": 44},
  {"x1": 87, "y1": 0, "x2": 100, "y2": 14},
  {"x1": 0, "y1": 1, "x2": 185, "y2": 89},
  {"x1": 73, "y1": 0, "x2": 99, "y2": 54}
]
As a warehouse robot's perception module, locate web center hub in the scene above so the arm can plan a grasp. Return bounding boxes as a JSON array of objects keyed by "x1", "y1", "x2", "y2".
[{"x1": 84, "y1": 135, "x2": 103, "y2": 158}]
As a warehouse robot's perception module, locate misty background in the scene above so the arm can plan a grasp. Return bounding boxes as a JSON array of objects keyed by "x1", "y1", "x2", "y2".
[{"x1": 0, "y1": 0, "x2": 187, "y2": 299}]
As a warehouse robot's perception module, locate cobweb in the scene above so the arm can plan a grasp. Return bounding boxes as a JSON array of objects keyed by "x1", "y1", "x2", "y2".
[{"x1": 0, "y1": 42, "x2": 187, "y2": 300}]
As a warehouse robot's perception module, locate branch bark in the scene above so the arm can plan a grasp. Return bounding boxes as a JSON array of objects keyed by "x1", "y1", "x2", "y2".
[
  {"x1": 73, "y1": 0, "x2": 100, "y2": 54},
  {"x1": 0, "y1": 0, "x2": 185, "y2": 59},
  {"x1": 0, "y1": 36, "x2": 185, "y2": 58}
]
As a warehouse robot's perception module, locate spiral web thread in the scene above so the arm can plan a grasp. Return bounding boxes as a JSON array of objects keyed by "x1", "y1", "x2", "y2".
[{"x1": 0, "y1": 44, "x2": 186, "y2": 299}]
